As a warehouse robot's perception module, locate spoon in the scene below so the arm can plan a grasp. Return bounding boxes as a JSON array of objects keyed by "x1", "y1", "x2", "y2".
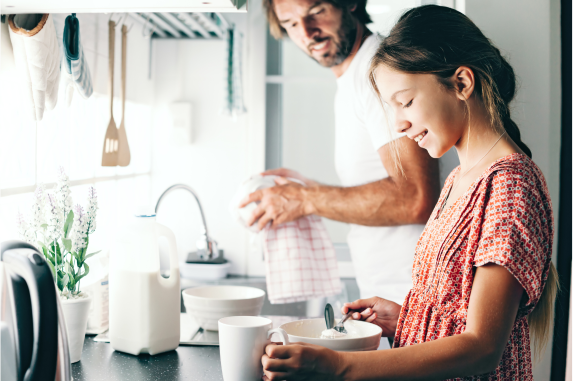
[
  {"x1": 333, "y1": 311, "x2": 352, "y2": 334},
  {"x1": 324, "y1": 303, "x2": 335, "y2": 330}
]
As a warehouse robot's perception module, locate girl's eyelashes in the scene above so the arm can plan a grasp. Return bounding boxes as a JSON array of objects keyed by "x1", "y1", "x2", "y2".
[{"x1": 403, "y1": 99, "x2": 413, "y2": 108}]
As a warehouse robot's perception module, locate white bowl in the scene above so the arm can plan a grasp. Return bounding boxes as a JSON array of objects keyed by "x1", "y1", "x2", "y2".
[
  {"x1": 277, "y1": 318, "x2": 382, "y2": 352},
  {"x1": 182, "y1": 286, "x2": 266, "y2": 331}
]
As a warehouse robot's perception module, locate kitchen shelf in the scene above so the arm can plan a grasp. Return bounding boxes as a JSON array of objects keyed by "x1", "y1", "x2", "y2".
[{"x1": 0, "y1": 0, "x2": 247, "y2": 14}]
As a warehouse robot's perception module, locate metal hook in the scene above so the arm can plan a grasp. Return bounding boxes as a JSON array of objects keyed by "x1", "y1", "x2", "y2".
[
  {"x1": 122, "y1": 13, "x2": 134, "y2": 34},
  {"x1": 142, "y1": 13, "x2": 155, "y2": 38},
  {"x1": 108, "y1": 12, "x2": 125, "y2": 29},
  {"x1": 115, "y1": 13, "x2": 126, "y2": 29},
  {"x1": 124, "y1": 22, "x2": 135, "y2": 33}
]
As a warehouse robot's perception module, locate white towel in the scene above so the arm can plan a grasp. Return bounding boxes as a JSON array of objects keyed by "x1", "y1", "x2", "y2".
[
  {"x1": 8, "y1": 14, "x2": 60, "y2": 121},
  {"x1": 231, "y1": 175, "x2": 342, "y2": 304}
]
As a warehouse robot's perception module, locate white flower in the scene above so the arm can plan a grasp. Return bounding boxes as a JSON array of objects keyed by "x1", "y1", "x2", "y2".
[
  {"x1": 86, "y1": 187, "x2": 98, "y2": 235},
  {"x1": 31, "y1": 184, "x2": 46, "y2": 233},
  {"x1": 71, "y1": 205, "x2": 88, "y2": 253},
  {"x1": 45, "y1": 193, "x2": 64, "y2": 243},
  {"x1": 55, "y1": 167, "x2": 73, "y2": 222},
  {"x1": 17, "y1": 212, "x2": 36, "y2": 246}
]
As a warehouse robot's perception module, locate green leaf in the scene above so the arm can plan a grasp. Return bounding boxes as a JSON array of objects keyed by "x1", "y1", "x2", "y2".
[
  {"x1": 55, "y1": 243, "x2": 63, "y2": 264},
  {"x1": 64, "y1": 210, "x2": 74, "y2": 238},
  {"x1": 65, "y1": 261, "x2": 75, "y2": 277},
  {"x1": 46, "y1": 259, "x2": 56, "y2": 281},
  {"x1": 62, "y1": 238, "x2": 72, "y2": 253},
  {"x1": 40, "y1": 223, "x2": 48, "y2": 229},
  {"x1": 84, "y1": 250, "x2": 101, "y2": 261},
  {"x1": 76, "y1": 262, "x2": 90, "y2": 283},
  {"x1": 56, "y1": 273, "x2": 67, "y2": 292}
]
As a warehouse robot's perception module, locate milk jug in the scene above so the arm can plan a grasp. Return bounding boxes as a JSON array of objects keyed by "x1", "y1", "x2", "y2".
[{"x1": 110, "y1": 212, "x2": 180, "y2": 355}]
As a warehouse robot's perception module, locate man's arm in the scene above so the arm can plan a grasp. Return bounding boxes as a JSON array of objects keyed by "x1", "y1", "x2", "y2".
[{"x1": 240, "y1": 136, "x2": 440, "y2": 230}]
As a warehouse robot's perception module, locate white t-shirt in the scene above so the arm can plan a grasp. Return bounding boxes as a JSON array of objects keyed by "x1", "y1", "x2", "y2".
[{"x1": 334, "y1": 34, "x2": 425, "y2": 305}]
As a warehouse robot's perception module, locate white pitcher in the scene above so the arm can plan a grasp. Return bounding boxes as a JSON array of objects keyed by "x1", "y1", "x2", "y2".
[{"x1": 110, "y1": 212, "x2": 180, "y2": 355}]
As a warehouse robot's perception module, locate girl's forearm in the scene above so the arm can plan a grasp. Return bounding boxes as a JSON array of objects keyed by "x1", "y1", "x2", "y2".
[{"x1": 338, "y1": 332, "x2": 500, "y2": 381}]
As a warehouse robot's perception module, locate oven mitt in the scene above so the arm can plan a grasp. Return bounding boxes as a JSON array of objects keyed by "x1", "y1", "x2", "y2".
[
  {"x1": 8, "y1": 14, "x2": 60, "y2": 121},
  {"x1": 62, "y1": 14, "x2": 93, "y2": 106}
]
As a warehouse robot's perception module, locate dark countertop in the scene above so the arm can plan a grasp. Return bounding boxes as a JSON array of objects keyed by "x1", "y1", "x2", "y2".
[
  {"x1": 71, "y1": 276, "x2": 362, "y2": 380},
  {"x1": 72, "y1": 337, "x2": 223, "y2": 381}
]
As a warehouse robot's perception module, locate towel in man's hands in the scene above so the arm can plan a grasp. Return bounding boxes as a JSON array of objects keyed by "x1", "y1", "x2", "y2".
[
  {"x1": 231, "y1": 175, "x2": 342, "y2": 304},
  {"x1": 262, "y1": 214, "x2": 342, "y2": 304}
]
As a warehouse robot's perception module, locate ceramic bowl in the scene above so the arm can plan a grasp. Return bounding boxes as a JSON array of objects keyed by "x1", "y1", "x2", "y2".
[
  {"x1": 182, "y1": 286, "x2": 266, "y2": 331},
  {"x1": 277, "y1": 318, "x2": 382, "y2": 352}
]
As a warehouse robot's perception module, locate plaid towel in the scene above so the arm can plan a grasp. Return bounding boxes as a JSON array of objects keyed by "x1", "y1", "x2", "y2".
[
  {"x1": 62, "y1": 14, "x2": 92, "y2": 105},
  {"x1": 262, "y1": 215, "x2": 342, "y2": 304}
]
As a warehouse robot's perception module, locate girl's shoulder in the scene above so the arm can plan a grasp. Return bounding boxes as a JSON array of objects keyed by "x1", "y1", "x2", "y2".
[{"x1": 479, "y1": 153, "x2": 550, "y2": 200}]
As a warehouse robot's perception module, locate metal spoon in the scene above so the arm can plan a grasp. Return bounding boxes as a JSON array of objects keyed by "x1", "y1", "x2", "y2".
[
  {"x1": 324, "y1": 303, "x2": 335, "y2": 330},
  {"x1": 333, "y1": 311, "x2": 352, "y2": 334}
]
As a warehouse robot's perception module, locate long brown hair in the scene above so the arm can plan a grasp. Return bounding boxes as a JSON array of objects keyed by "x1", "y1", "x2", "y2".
[{"x1": 369, "y1": 5, "x2": 558, "y2": 359}]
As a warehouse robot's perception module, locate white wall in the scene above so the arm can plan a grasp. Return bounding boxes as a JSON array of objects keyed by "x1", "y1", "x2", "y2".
[
  {"x1": 150, "y1": 14, "x2": 252, "y2": 275},
  {"x1": 0, "y1": 13, "x2": 155, "y2": 256},
  {"x1": 465, "y1": 1, "x2": 561, "y2": 379}
]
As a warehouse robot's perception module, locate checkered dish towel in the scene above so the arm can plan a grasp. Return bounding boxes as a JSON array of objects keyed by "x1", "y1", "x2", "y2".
[
  {"x1": 262, "y1": 215, "x2": 342, "y2": 304},
  {"x1": 231, "y1": 175, "x2": 342, "y2": 304}
]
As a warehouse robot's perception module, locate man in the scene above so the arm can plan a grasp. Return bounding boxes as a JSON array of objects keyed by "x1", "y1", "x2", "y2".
[{"x1": 240, "y1": 0, "x2": 440, "y2": 304}]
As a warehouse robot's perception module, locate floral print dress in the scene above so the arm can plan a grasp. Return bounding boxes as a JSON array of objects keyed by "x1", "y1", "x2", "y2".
[{"x1": 393, "y1": 153, "x2": 554, "y2": 380}]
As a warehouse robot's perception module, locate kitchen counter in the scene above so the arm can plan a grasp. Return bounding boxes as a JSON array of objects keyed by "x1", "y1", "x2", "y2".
[
  {"x1": 72, "y1": 337, "x2": 223, "y2": 381},
  {"x1": 71, "y1": 276, "x2": 363, "y2": 380}
]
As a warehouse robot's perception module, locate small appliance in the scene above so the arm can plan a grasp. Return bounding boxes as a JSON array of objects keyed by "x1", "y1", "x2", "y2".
[{"x1": 0, "y1": 240, "x2": 71, "y2": 381}]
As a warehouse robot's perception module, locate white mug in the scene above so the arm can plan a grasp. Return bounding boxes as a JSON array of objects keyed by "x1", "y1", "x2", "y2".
[{"x1": 218, "y1": 316, "x2": 290, "y2": 381}]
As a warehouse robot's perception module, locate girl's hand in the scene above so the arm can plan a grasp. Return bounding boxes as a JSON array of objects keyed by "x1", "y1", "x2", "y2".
[
  {"x1": 262, "y1": 342, "x2": 344, "y2": 381},
  {"x1": 342, "y1": 297, "x2": 402, "y2": 337}
]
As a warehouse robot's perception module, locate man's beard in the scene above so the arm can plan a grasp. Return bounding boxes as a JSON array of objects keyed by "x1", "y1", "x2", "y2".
[{"x1": 308, "y1": 11, "x2": 357, "y2": 68}]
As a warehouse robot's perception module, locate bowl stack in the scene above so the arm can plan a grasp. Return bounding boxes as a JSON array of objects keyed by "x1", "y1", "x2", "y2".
[{"x1": 182, "y1": 286, "x2": 265, "y2": 331}]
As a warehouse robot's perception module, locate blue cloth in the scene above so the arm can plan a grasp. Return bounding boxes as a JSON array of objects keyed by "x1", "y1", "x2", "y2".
[
  {"x1": 221, "y1": 27, "x2": 246, "y2": 120},
  {"x1": 62, "y1": 15, "x2": 93, "y2": 104}
]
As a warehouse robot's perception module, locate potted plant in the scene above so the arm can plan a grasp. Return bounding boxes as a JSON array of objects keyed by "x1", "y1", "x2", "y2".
[{"x1": 17, "y1": 167, "x2": 99, "y2": 363}]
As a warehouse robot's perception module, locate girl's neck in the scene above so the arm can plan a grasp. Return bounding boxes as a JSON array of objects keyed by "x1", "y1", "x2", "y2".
[{"x1": 453, "y1": 102, "x2": 505, "y2": 172}]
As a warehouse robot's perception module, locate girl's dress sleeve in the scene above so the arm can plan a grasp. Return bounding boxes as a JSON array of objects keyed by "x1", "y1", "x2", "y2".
[{"x1": 474, "y1": 166, "x2": 554, "y2": 314}]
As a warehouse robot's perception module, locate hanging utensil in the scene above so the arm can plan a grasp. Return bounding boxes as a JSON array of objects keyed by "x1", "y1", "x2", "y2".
[
  {"x1": 101, "y1": 20, "x2": 119, "y2": 166},
  {"x1": 117, "y1": 24, "x2": 131, "y2": 167}
]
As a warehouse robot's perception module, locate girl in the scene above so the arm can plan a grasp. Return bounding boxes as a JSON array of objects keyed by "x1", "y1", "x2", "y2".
[{"x1": 261, "y1": 5, "x2": 558, "y2": 380}]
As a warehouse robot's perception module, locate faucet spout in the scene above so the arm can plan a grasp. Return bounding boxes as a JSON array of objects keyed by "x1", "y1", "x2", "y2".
[{"x1": 155, "y1": 184, "x2": 215, "y2": 259}]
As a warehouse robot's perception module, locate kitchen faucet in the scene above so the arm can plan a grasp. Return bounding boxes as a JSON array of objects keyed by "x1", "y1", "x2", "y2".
[{"x1": 155, "y1": 184, "x2": 217, "y2": 260}]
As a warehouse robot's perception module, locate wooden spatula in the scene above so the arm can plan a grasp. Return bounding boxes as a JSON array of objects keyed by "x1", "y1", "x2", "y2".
[
  {"x1": 117, "y1": 24, "x2": 131, "y2": 166},
  {"x1": 102, "y1": 20, "x2": 119, "y2": 167}
]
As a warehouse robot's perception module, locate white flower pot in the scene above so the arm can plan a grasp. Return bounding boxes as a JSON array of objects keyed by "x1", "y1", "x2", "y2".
[{"x1": 61, "y1": 294, "x2": 92, "y2": 363}]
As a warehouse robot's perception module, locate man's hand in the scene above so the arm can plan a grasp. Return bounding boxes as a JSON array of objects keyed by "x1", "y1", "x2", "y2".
[
  {"x1": 342, "y1": 297, "x2": 402, "y2": 338},
  {"x1": 238, "y1": 173, "x2": 316, "y2": 230},
  {"x1": 262, "y1": 342, "x2": 344, "y2": 381},
  {"x1": 261, "y1": 168, "x2": 320, "y2": 187}
]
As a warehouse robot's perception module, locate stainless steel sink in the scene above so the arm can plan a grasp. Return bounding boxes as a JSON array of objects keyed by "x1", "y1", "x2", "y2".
[{"x1": 180, "y1": 275, "x2": 360, "y2": 318}]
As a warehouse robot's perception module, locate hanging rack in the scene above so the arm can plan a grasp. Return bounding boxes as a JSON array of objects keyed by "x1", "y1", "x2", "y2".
[
  {"x1": 108, "y1": 12, "x2": 125, "y2": 29},
  {"x1": 127, "y1": 12, "x2": 227, "y2": 40}
]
